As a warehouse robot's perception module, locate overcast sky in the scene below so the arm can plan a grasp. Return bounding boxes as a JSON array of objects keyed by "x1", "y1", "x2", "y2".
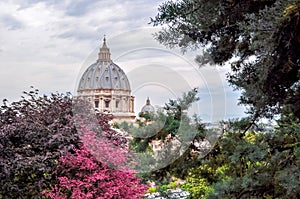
[{"x1": 0, "y1": 0, "x2": 246, "y2": 121}]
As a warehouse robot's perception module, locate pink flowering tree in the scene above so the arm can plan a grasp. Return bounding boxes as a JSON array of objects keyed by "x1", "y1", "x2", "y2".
[
  {"x1": 43, "y1": 144, "x2": 147, "y2": 199},
  {"x1": 42, "y1": 98, "x2": 147, "y2": 198}
]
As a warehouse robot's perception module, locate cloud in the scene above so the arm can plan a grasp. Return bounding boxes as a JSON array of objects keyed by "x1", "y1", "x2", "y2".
[
  {"x1": 0, "y1": 0, "x2": 165, "y2": 97},
  {"x1": 0, "y1": 0, "x2": 246, "y2": 120},
  {"x1": 64, "y1": 0, "x2": 99, "y2": 16},
  {"x1": 57, "y1": 29, "x2": 98, "y2": 40},
  {"x1": 0, "y1": 14, "x2": 24, "y2": 30}
]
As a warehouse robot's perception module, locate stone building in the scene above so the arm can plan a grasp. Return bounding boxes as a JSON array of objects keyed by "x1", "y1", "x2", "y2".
[{"x1": 77, "y1": 37, "x2": 135, "y2": 121}]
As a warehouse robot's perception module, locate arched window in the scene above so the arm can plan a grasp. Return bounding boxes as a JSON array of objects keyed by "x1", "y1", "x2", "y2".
[
  {"x1": 95, "y1": 100, "x2": 99, "y2": 108},
  {"x1": 105, "y1": 100, "x2": 110, "y2": 108}
]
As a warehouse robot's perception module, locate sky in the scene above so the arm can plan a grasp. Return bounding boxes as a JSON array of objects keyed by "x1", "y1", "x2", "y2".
[{"x1": 0, "y1": 0, "x2": 247, "y2": 122}]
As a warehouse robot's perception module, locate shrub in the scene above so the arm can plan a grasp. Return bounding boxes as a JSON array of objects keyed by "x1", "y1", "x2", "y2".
[
  {"x1": 0, "y1": 89, "x2": 147, "y2": 198},
  {"x1": 43, "y1": 143, "x2": 147, "y2": 199},
  {"x1": 0, "y1": 89, "x2": 79, "y2": 198}
]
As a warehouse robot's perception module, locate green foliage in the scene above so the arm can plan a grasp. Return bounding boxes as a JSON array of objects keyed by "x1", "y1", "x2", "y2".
[
  {"x1": 147, "y1": 186, "x2": 157, "y2": 193},
  {"x1": 121, "y1": 89, "x2": 208, "y2": 184},
  {"x1": 139, "y1": 111, "x2": 155, "y2": 122},
  {"x1": 152, "y1": 3, "x2": 300, "y2": 196},
  {"x1": 181, "y1": 115, "x2": 300, "y2": 198},
  {"x1": 114, "y1": 120, "x2": 131, "y2": 132},
  {"x1": 152, "y1": 0, "x2": 300, "y2": 119},
  {"x1": 129, "y1": 88, "x2": 202, "y2": 149},
  {"x1": 181, "y1": 174, "x2": 213, "y2": 199},
  {"x1": 130, "y1": 137, "x2": 153, "y2": 153},
  {"x1": 149, "y1": 1, "x2": 300, "y2": 197}
]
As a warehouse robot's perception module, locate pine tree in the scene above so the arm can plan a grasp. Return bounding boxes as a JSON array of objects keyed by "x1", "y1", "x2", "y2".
[{"x1": 151, "y1": 0, "x2": 300, "y2": 119}]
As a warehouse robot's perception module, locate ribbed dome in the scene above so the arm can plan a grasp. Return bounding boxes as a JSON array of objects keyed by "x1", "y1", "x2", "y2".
[
  {"x1": 77, "y1": 38, "x2": 131, "y2": 91},
  {"x1": 77, "y1": 62, "x2": 131, "y2": 91}
]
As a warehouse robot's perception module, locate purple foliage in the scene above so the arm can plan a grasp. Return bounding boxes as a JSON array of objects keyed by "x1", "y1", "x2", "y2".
[{"x1": 0, "y1": 89, "x2": 146, "y2": 198}]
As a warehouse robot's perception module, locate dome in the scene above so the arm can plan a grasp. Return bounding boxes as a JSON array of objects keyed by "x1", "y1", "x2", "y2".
[
  {"x1": 77, "y1": 62, "x2": 131, "y2": 91},
  {"x1": 141, "y1": 98, "x2": 155, "y2": 113},
  {"x1": 76, "y1": 36, "x2": 135, "y2": 121},
  {"x1": 77, "y1": 38, "x2": 131, "y2": 92}
]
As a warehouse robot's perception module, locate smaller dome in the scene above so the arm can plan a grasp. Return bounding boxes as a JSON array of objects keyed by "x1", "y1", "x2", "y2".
[{"x1": 141, "y1": 97, "x2": 155, "y2": 113}]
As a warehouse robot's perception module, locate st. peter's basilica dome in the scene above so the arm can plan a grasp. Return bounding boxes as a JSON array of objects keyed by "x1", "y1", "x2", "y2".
[
  {"x1": 77, "y1": 38, "x2": 131, "y2": 92},
  {"x1": 77, "y1": 37, "x2": 135, "y2": 121}
]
